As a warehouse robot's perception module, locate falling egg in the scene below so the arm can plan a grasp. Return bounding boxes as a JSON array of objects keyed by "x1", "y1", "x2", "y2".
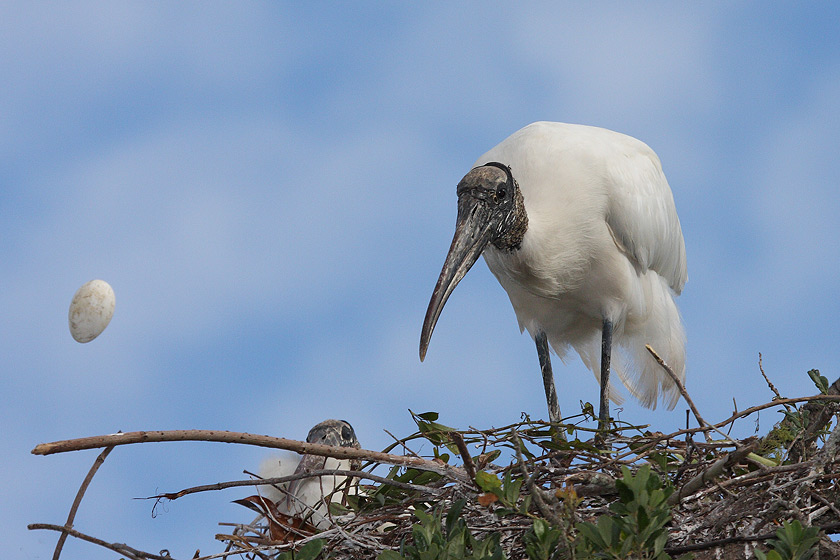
[{"x1": 68, "y1": 279, "x2": 115, "y2": 343}]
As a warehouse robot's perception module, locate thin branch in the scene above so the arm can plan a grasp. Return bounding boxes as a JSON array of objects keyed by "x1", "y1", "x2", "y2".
[
  {"x1": 31, "y1": 429, "x2": 470, "y2": 482},
  {"x1": 147, "y1": 469, "x2": 442, "y2": 502},
  {"x1": 611, "y1": 394, "x2": 840, "y2": 464},
  {"x1": 450, "y1": 431, "x2": 477, "y2": 482},
  {"x1": 691, "y1": 461, "x2": 811, "y2": 498},
  {"x1": 666, "y1": 521, "x2": 840, "y2": 554},
  {"x1": 512, "y1": 432, "x2": 563, "y2": 527},
  {"x1": 668, "y1": 438, "x2": 759, "y2": 505},
  {"x1": 210, "y1": 529, "x2": 334, "y2": 560},
  {"x1": 383, "y1": 429, "x2": 423, "y2": 459},
  {"x1": 206, "y1": 540, "x2": 280, "y2": 560},
  {"x1": 646, "y1": 344, "x2": 713, "y2": 442},
  {"x1": 758, "y1": 353, "x2": 784, "y2": 402},
  {"x1": 53, "y1": 445, "x2": 114, "y2": 560},
  {"x1": 790, "y1": 375, "x2": 840, "y2": 462},
  {"x1": 29, "y1": 523, "x2": 169, "y2": 560}
]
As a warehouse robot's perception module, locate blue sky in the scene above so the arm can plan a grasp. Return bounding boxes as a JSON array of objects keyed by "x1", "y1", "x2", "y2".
[{"x1": 4, "y1": 3, "x2": 840, "y2": 559}]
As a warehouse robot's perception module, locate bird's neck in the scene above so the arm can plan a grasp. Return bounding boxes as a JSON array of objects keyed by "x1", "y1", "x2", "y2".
[{"x1": 492, "y1": 183, "x2": 528, "y2": 252}]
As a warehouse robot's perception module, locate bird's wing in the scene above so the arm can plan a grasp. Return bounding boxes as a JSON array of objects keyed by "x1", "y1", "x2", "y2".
[{"x1": 604, "y1": 146, "x2": 687, "y2": 294}]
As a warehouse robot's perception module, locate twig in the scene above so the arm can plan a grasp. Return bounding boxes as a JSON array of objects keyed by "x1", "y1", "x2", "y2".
[
  {"x1": 646, "y1": 345, "x2": 713, "y2": 442},
  {"x1": 668, "y1": 438, "x2": 759, "y2": 505},
  {"x1": 209, "y1": 530, "x2": 333, "y2": 560},
  {"x1": 789, "y1": 375, "x2": 840, "y2": 462},
  {"x1": 691, "y1": 461, "x2": 811, "y2": 497},
  {"x1": 210, "y1": 540, "x2": 278, "y2": 560},
  {"x1": 148, "y1": 469, "x2": 441, "y2": 501},
  {"x1": 758, "y1": 353, "x2": 784, "y2": 402},
  {"x1": 383, "y1": 429, "x2": 423, "y2": 459},
  {"x1": 610, "y1": 394, "x2": 840, "y2": 464},
  {"x1": 29, "y1": 523, "x2": 169, "y2": 560},
  {"x1": 450, "y1": 432, "x2": 477, "y2": 482},
  {"x1": 667, "y1": 521, "x2": 840, "y2": 554},
  {"x1": 52, "y1": 445, "x2": 114, "y2": 560},
  {"x1": 512, "y1": 432, "x2": 563, "y2": 527},
  {"x1": 208, "y1": 539, "x2": 280, "y2": 560},
  {"x1": 31, "y1": 429, "x2": 470, "y2": 482}
]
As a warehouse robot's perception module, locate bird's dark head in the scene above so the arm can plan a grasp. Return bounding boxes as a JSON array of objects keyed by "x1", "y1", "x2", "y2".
[
  {"x1": 291, "y1": 419, "x2": 362, "y2": 486},
  {"x1": 419, "y1": 162, "x2": 527, "y2": 361},
  {"x1": 306, "y1": 419, "x2": 361, "y2": 449}
]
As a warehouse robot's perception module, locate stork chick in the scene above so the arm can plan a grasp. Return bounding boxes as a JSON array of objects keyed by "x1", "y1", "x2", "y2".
[{"x1": 259, "y1": 419, "x2": 361, "y2": 529}]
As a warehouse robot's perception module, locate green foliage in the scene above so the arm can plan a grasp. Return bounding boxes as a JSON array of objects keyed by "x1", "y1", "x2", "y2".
[
  {"x1": 575, "y1": 466, "x2": 679, "y2": 560},
  {"x1": 275, "y1": 538, "x2": 326, "y2": 560},
  {"x1": 760, "y1": 419, "x2": 799, "y2": 463},
  {"x1": 759, "y1": 368, "x2": 836, "y2": 463},
  {"x1": 412, "y1": 410, "x2": 459, "y2": 453},
  {"x1": 754, "y1": 520, "x2": 820, "y2": 560},
  {"x1": 351, "y1": 464, "x2": 443, "y2": 511},
  {"x1": 523, "y1": 518, "x2": 564, "y2": 560},
  {"x1": 807, "y1": 369, "x2": 829, "y2": 394},
  {"x1": 378, "y1": 499, "x2": 506, "y2": 560},
  {"x1": 474, "y1": 469, "x2": 527, "y2": 513}
]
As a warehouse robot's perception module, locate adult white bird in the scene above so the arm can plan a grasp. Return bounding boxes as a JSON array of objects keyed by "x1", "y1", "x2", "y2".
[
  {"x1": 420, "y1": 122, "x2": 686, "y2": 430},
  {"x1": 259, "y1": 419, "x2": 361, "y2": 529}
]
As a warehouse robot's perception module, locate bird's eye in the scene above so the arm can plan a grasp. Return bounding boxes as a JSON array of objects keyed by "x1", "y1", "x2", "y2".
[
  {"x1": 341, "y1": 425, "x2": 353, "y2": 442},
  {"x1": 497, "y1": 188, "x2": 507, "y2": 200}
]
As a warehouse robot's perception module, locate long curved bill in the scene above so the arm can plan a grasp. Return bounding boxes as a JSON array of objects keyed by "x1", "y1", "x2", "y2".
[{"x1": 420, "y1": 196, "x2": 494, "y2": 360}]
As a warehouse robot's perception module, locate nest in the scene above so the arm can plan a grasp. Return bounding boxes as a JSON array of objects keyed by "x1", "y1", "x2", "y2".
[{"x1": 29, "y1": 366, "x2": 840, "y2": 560}]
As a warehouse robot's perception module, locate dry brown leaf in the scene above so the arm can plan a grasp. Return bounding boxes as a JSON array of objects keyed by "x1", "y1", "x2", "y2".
[{"x1": 477, "y1": 493, "x2": 498, "y2": 507}]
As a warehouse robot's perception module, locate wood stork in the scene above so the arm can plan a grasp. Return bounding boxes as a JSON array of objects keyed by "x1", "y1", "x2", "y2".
[
  {"x1": 259, "y1": 419, "x2": 360, "y2": 529},
  {"x1": 420, "y1": 122, "x2": 686, "y2": 430}
]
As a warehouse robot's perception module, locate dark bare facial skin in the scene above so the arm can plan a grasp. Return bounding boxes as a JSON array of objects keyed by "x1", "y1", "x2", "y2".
[
  {"x1": 306, "y1": 419, "x2": 360, "y2": 449},
  {"x1": 420, "y1": 163, "x2": 527, "y2": 361}
]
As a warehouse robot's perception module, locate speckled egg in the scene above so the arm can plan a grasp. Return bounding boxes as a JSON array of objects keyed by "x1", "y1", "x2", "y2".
[{"x1": 68, "y1": 279, "x2": 115, "y2": 343}]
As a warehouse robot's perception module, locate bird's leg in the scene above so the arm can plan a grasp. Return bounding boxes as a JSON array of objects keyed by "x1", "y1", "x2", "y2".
[
  {"x1": 599, "y1": 318, "x2": 613, "y2": 433},
  {"x1": 535, "y1": 331, "x2": 562, "y2": 424}
]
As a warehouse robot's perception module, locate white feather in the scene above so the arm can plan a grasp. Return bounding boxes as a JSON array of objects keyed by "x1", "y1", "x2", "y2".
[
  {"x1": 258, "y1": 453, "x2": 354, "y2": 529},
  {"x1": 478, "y1": 122, "x2": 686, "y2": 409}
]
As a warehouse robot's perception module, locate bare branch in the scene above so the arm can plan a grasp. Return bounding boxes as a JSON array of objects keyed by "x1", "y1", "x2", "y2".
[
  {"x1": 758, "y1": 353, "x2": 784, "y2": 401},
  {"x1": 668, "y1": 437, "x2": 759, "y2": 505},
  {"x1": 611, "y1": 394, "x2": 840, "y2": 464},
  {"x1": 31, "y1": 429, "x2": 470, "y2": 482},
  {"x1": 29, "y1": 523, "x2": 169, "y2": 560},
  {"x1": 512, "y1": 432, "x2": 563, "y2": 527},
  {"x1": 646, "y1": 344, "x2": 713, "y2": 442},
  {"x1": 53, "y1": 445, "x2": 114, "y2": 560},
  {"x1": 449, "y1": 432, "x2": 477, "y2": 482},
  {"x1": 147, "y1": 469, "x2": 442, "y2": 502}
]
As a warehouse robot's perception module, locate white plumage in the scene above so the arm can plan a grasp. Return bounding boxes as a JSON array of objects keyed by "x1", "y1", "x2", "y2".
[
  {"x1": 421, "y1": 122, "x2": 686, "y2": 424},
  {"x1": 258, "y1": 419, "x2": 360, "y2": 529},
  {"x1": 258, "y1": 453, "x2": 354, "y2": 529}
]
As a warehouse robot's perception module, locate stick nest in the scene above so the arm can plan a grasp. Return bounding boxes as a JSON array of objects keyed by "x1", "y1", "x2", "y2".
[{"x1": 29, "y1": 367, "x2": 840, "y2": 560}]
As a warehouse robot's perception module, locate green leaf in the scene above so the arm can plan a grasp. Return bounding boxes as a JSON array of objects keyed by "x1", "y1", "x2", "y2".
[
  {"x1": 475, "y1": 470, "x2": 502, "y2": 493},
  {"x1": 293, "y1": 538, "x2": 325, "y2": 560},
  {"x1": 328, "y1": 501, "x2": 351, "y2": 516},
  {"x1": 377, "y1": 551, "x2": 405, "y2": 560},
  {"x1": 747, "y1": 452, "x2": 778, "y2": 467},
  {"x1": 808, "y1": 369, "x2": 829, "y2": 394},
  {"x1": 445, "y1": 499, "x2": 467, "y2": 536},
  {"x1": 532, "y1": 518, "x2": 548, "y2": 540},
  {"x1": 482, "y1": 449, "x2": 502, "y2": 463}
]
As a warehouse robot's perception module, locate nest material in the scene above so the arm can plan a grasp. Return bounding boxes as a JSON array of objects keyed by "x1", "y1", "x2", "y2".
[
  {"x1": 29, "y1": 371, "x2": 840, "y2": 560},
  {"x1": 219, "y1": 393, "x2": 840, "y2": 560}
]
